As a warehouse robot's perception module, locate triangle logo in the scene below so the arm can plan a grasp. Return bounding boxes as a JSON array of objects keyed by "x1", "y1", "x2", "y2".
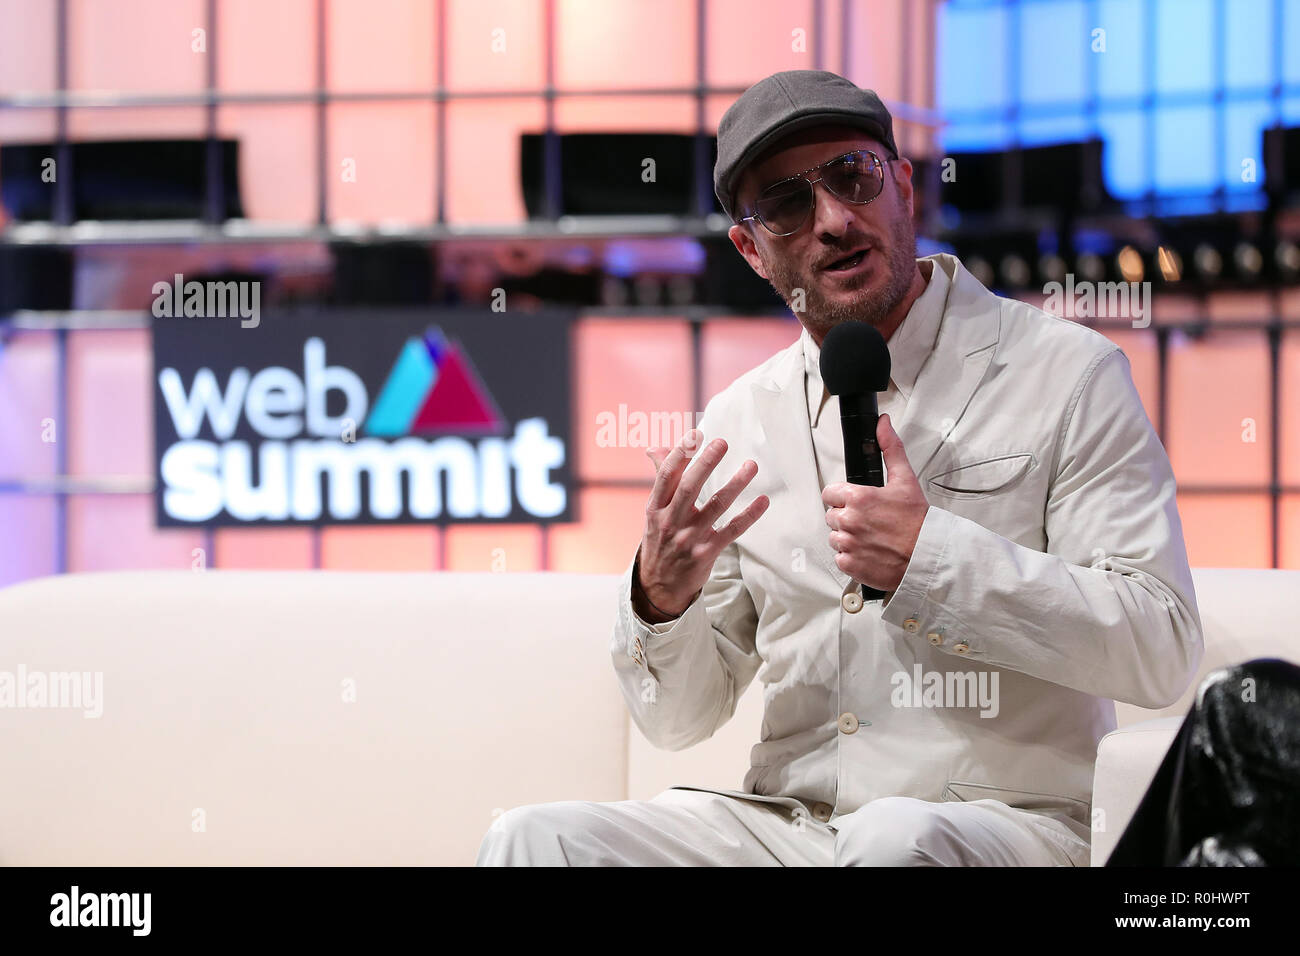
[
  {"x1": 365, "y1": 328, "x2": 506, "y2": 437},
  {"x1": 410, "y1": 342, "x2": 505, "y2": 434}
]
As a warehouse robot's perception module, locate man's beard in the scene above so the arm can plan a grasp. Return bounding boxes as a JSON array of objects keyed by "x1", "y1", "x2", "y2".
[{"x1": 759, "y1": 208, "x2": 918, "y2": 340}]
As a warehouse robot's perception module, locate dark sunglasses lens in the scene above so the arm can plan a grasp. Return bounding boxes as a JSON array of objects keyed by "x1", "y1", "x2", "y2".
[
  {"x1": 824, "y1": 153, "x2": 883, "y2": 203},
  {"x1": 755, "y1": 179, "x2": 811, "y2": 234}
]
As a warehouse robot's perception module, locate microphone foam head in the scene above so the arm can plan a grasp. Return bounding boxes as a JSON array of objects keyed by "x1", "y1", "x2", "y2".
[{"x1": 818, "y1": 321, "x2": 891, "y2": 395}]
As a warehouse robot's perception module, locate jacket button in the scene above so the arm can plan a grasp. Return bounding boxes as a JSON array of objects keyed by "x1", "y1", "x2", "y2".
[
  {"x1": 953, "y1": 642, "x2": 971, "y2": 655},
  {"x1": 811, "y1": 802, "x2": 833, "y2": 823},
  {"x1": 926, "y1": 631, "x2": 944, "y2": 646},
  {"x1": 841, "y1": 591, "x2": 863, "y2": 613},
  {"x1": 902, "y1": 618, "x2": 920, "y2": 633},
  {"x1": 837, "y1": 712, "x2": 859, "y2": 734}
]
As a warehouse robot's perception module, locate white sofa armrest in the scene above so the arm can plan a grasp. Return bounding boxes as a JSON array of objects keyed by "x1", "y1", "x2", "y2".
[{"x1": 1090, "y1": 716, "x2": 1183, "y2": 866}]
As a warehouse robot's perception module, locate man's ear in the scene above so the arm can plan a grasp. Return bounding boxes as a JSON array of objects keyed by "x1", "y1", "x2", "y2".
[
  {"x1": 893, "y1": 156, "x2": 915, "y2": 216},
  {"x1": 728, "y1": 222, "x2": 768, "y2": 280}
]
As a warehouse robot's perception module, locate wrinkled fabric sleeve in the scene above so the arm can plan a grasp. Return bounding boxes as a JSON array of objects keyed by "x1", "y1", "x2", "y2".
[
  {"x1": 610, "y1": 400, "x2": 763, "y2": 751},
  {"x1": 881, "y1": 346, "x2": 1204, "y2": 708}
]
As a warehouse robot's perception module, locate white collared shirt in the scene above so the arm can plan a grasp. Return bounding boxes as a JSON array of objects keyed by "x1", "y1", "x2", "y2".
[{"x1": 800, "y1": 256, "x2": 951, "y2": 491}]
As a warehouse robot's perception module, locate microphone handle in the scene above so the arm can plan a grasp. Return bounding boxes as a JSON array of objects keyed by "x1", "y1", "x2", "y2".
[{"x1": 838, "y1": 392, "x2": 887, "y2": 601}]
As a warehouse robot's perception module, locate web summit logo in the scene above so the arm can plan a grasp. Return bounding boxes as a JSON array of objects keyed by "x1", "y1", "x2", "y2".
[
  {"x1": 157, "y1": 327, "x2": 565, "y2": 524},
  {"x1": 366, "y1": 328, "x2": 505, "y2": 437}
]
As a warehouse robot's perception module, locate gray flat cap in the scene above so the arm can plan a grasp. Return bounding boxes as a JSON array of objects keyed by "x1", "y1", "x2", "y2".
[{"x1": 713, "y1": 70, "x2": 899, "y2": 222}]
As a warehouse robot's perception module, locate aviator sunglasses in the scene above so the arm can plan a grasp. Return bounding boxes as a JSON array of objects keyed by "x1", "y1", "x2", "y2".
[{"x1": 739, "y1": 148, "x2": 894, "y2": 237}]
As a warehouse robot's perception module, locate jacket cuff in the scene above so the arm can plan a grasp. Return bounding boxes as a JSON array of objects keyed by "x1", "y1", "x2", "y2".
[
  {"x1": 619, "y1": 549, "x2": 699, "y2": 670},
  {"x1": 881, "y1": 505, "x2": 957, "y2": 637}
]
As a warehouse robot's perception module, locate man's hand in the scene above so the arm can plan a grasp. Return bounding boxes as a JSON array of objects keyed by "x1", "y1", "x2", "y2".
[
  {"x1": 821, "y1": 413, "x2": 929, "y2": 593},
  {"x1": 637, "y1": 429, "x2": 770, "y2": 621}
]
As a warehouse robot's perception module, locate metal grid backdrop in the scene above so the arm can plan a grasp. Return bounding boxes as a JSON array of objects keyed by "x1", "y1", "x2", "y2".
[{"x1": 0, "y1": 0, "x2": 1295, "y2": 574}]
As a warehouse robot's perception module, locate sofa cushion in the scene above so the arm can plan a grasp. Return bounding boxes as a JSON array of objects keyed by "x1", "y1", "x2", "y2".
[
  {"x1": 1090, "y1": 717, "x2": 1181, "y2": 866},
  {"x1": 0, "y1": 570, "x2": 626, "y2": 865}
]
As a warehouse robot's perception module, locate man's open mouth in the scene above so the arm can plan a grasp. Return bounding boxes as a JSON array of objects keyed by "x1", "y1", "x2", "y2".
[{"x1": 823, "y1": 247, "x2": 870, "y2": 272}]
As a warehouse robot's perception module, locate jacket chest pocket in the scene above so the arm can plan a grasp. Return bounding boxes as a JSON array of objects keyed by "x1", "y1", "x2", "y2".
[{"x1": 925, "y1": 453, "x2": 1035, "y2": 500}]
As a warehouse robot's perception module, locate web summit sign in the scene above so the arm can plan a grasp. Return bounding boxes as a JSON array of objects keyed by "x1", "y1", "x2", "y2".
[{"x1": 152, "y1": 309, "x2": 573, "y2": 526}]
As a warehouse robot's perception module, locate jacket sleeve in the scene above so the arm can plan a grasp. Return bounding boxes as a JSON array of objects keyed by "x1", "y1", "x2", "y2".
[
  {"x1": 609, "y1": 404, "x2": 763, "y2": 751},
  {"x1": 880, "y1": 345, "x2": 1204, "y2": 709}
]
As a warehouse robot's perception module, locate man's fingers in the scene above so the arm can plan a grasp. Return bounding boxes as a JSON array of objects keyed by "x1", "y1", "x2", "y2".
[
  {"x1": 878, "y1": 413, "x2": 917, "y2": 485},
  {"x1": 669, "y1": 435, "x2": 729, "y2": 523},
  {"x1": 646, "y1": 430, "x2": 703, "y2": 511},
  {"x1": 697, "y1": 459, "x2": 757, "y2": 525},
  {"x1": 821, "y1": 481, "x2": 853, "y2": 508},
  {"x1": 715, "y1": 494, "x2": 770, "y2": 548}
]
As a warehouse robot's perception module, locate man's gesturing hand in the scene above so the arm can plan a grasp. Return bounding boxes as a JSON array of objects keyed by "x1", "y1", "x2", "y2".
[
  {"x1": 821, "y1": 413, "x2": 929, "y2": 593},
  {"x1": 635, "y1": 429, "x2": 770, "y2": 622}
]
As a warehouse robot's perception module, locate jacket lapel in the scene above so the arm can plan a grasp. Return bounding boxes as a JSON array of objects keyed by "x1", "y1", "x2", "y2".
[
  {"x1": 894, "y1": 256, "x2": 1002, "y2": 482},
  {"x1": 749, "y1": 254, "x2": 1002, "y2": 589}
]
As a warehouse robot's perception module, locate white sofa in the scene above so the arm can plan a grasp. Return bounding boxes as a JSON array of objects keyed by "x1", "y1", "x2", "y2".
[{"x1": 0, "y1": 566, "x2": 1293, "y2": 866}]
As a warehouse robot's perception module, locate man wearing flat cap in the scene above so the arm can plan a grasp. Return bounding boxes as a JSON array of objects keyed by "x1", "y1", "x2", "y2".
[{"x1": 478, "y1": 69, "x2": 1203, "y2": 866}]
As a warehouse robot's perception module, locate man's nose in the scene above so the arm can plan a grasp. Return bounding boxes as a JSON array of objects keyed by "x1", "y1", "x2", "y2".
[{"x1": 809, "y1": 179, "x2": 856, "y2": 238}]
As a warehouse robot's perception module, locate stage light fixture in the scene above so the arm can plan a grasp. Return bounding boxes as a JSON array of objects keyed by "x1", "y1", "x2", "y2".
[
  {"x1": 1276, "y1": 240, "x2": 1300, "y2": 280},
  {"x1": 633, "y1": 275, "x2": 663, "y2": 306},
  {"x1": 601, "y1": 275, "x2": 629, "y2": 307},
  {"x1": 965, "y1": 255, "x2": 995, "y2": 288},
  {"x1": 1193, "y1": 243, "x2": 1223, "y2": 279},
  {"x1": 1117, "y1": 245, "x2": 1144, "y2": 283},
  {"x1": 1156, "y1": 245, "x2": 1182, "y2": 282},
  {"x1": 1233, "y1": 242, "x2": 1263, "y2": 281},
  {"x1": 666, "y1": 274, "x2": 696, "y2": 305},
  {"x1": 1038, "y1": 253, "x2": 1067, "y2": 285},
  {"x1": 1076, "y1": 252, "x2": 1105, "y2": 283},
  {"x1": 1000, "y1": 254, "x2": 1032, "y2": 288}
]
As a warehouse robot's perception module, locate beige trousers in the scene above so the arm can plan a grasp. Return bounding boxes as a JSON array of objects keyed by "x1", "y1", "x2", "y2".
[{"x1": 476, "y1": 788, "x2": 1091, "y2": 866}]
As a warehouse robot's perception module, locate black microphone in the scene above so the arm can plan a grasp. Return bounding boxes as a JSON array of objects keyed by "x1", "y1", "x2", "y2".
[{"x1": 819, "y1": 321, "x2": 891, "y2": 602}]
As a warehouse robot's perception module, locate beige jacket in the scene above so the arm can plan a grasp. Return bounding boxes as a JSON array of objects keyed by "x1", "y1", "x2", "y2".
[{"x1": 610, "y1": 252, "x2": 1203, "y2": 839}]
